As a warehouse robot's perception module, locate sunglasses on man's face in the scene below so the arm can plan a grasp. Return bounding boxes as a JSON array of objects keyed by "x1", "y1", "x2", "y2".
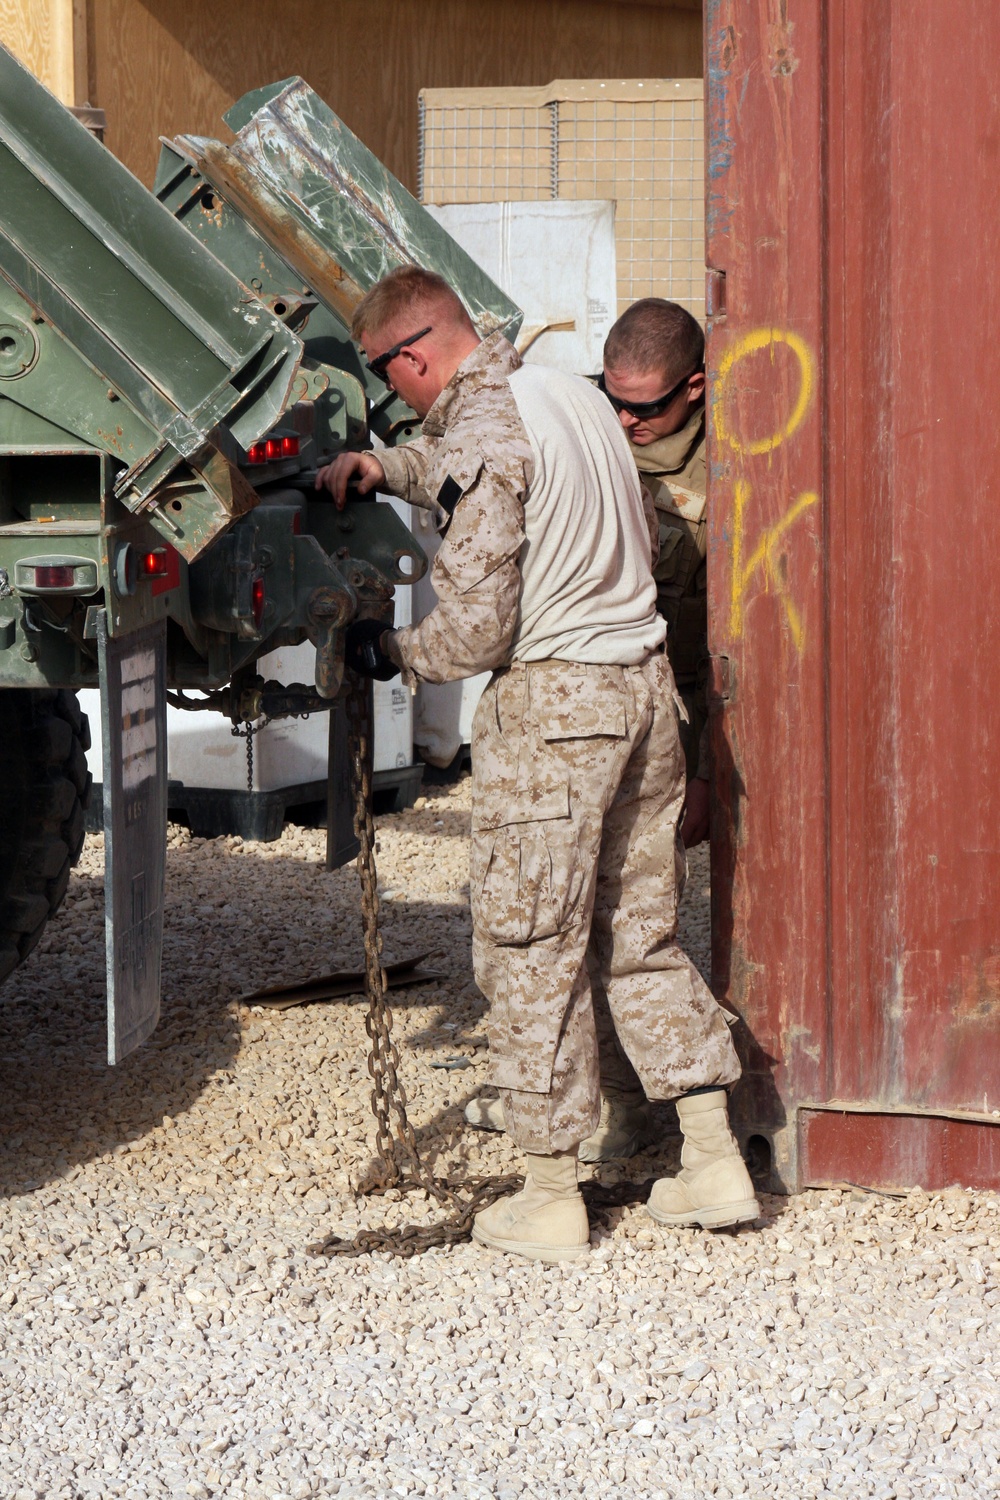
[
  {"x1": 365, "y1": 326, "x2": 433, "y2": 385},
  {"x1": 597, "y1": 367, "x2": 701, "y2": 421}
]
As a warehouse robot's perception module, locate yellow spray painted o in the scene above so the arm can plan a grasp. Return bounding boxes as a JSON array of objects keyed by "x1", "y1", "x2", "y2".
[{"x1": 713, "y1": 328, "x2": 816, "y2": 456}]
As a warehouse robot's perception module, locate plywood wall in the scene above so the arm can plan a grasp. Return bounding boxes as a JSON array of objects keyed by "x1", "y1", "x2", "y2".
[
  {"x1": 87, "y1": 0, "x2": 702, "y2": 191},
  {"x1": 0, "y1": 0, "x2": 90, "y2": 103}
]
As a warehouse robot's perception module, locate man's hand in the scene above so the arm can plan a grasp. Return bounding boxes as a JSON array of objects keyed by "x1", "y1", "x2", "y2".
[
  {"x1": 681, "y1": 775, "x2": 710, "y2": 848},
  {"x1": 344, "y1": 618, "x2": 399, "y2": 681},
  {"x1": 314, "y1": 451, "x2": 386, "y2": 508}
]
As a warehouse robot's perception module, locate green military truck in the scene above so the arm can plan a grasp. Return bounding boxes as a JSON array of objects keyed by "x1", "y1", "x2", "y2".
[{"x1": 0, "y1": 51, "x2": 520, "y2": 1062}]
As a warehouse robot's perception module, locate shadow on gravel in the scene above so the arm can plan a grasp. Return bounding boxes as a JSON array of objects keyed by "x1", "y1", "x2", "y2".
[
  {"x1": 0, "y1": 836, "x2": 481, "y2": 1200},
  {"x1": 0, "y1": 868, "x2": 243, "y2": 1202},
  {"x1": 0, "y1": 830, "x2": 757, "y2": 1241}
]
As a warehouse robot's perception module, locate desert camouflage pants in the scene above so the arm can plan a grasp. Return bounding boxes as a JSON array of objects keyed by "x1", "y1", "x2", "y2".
[{"x1": 470, "y1": 655, "x2": 741, "y2": 1155}]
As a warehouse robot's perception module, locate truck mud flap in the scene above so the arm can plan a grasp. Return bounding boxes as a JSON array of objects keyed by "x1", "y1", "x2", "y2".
[{"x1": 96, "y1": 612, "x2": 167, "y2": 1064}]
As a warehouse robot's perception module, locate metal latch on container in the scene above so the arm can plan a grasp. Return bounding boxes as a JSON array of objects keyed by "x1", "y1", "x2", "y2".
[
  {"x1": 708, "y1": 653, "x2": 733, "y2": 705},
  {"x1": 706, "y1": 269, "x2": 727, "y2": 320}
]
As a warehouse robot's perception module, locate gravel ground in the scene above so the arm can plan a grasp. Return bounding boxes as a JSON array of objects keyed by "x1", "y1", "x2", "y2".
[{"x1": 1, "y1": 775, "x2": 998, "y2": 1499}]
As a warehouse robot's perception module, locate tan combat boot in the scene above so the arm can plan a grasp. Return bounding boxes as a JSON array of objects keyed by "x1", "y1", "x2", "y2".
[
  {"x1": 465, "y1": 1088, "x2": 653, "y2": 1162},
  {"x1": 647, "y1": 1089, "x2": 759, "y2": 1230},
  {"x1": 472, "y1": 1150, "x2": 590, "y2": 1263},
  {"x1": 578, "y1": 1087, "x2": 655, "y2": 1163}
]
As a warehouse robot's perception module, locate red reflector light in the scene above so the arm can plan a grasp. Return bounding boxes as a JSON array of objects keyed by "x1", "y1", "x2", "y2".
[
  {"x1": 251, "y1": 575, "x2": 266, "y2": 630},
  {"x1": 32, "y1": 565, "x2": 76, "y2": 589},
  {"x1": 247, "y1": 435, "x2": 298, "y2": 464},
  {"x1": 139, "y1": 549, "x2": 170, "y2": 578},
  {"x1": 292, "y1": 510, "x2": 302, "y2": 534}
]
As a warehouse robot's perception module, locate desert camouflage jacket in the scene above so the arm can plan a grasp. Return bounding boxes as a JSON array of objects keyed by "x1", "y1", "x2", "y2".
[{"x1": 378, "y1": 334, "x2": 533, "y2": 685}]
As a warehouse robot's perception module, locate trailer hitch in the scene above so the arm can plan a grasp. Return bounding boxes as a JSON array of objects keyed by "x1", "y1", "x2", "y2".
[{"x1": 307, "y1": 585, "x2": 354, "y2": 698}]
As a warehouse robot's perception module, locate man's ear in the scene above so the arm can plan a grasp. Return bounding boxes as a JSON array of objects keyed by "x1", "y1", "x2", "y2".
[
  {"x1": 688, "y1": 369, "x2": 707, "y2": 404},
  {"x1": 402, "y1": 347, "x2": 429, "y2": 377}
]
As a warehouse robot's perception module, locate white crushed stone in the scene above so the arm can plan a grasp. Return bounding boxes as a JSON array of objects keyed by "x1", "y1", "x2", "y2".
[{"x1": 1, "y1": 775, "x2": 998, "y2": 1499}]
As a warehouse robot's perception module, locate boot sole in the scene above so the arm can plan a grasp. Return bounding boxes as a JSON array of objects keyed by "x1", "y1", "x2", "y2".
[
  {"x1": 646, "y1": 1198, "x2": 760, "y2": 1230},
  {"x1": 471, "y1": 1224, "x2": 590, "y2": 1263}
]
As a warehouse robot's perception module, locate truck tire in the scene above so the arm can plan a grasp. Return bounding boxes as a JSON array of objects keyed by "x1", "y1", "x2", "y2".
[{"x1": 0, "y1": 689, "x2": 93, "y2": 988}]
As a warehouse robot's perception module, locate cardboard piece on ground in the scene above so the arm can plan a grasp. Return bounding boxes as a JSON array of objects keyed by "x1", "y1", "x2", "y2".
[{"x1": 242, "y1": 953, "x2": 446, "y2": 1010}]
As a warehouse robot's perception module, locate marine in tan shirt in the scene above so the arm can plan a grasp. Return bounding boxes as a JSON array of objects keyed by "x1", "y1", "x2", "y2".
[{"x1": 316, "y1": 268, "x2": 755, "y2": 1264}]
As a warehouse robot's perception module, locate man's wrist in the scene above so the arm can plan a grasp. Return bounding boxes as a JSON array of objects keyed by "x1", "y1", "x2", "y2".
[
  {"x1": 381, "y1": 629, "x2": 403, "y2": 668},
  {"x1": 376, "y1": 449, "x2": 408, "y2": 499}
]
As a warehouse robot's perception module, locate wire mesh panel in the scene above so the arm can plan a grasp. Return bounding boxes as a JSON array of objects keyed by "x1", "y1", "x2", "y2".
[
  {"x1": 418, "y1": 90, "x2": 554, "y2": 205},
  {"x1": 556, "y1": 87, "x2": 704, "y2": 315},
  {"x1": 419, "y1": 81, "x2": 704, "y2": 319}
]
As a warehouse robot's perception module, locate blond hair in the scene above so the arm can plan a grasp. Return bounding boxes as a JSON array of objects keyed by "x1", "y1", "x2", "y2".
[
  {"x1": 351, "y1": 265, "x2": 474, "y2": 343},
  {"x1": 604, "y1": 298, "x2": 704, "y2": 387}
]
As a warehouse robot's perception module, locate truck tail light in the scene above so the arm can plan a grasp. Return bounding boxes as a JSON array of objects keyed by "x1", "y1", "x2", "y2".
[
  {"x1": 15, "y1": 555, "x2": 99, "y2": 595},
  {"x1": 31, "y1": 564, "x2": 76, "y2": 589},
  {"x1": 251, "y1": 575, "x2": 266, "y2": 630},
  {"x1": 139, "y1": 549, "x2": 170, "y2": 578},
  {"x1": 245, "y1": 434, "x2": 298, "y2": 464}
]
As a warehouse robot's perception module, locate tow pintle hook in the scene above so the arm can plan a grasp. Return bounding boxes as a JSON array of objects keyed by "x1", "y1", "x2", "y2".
[{"x1": 308, "y1": 585, "x2": 354, "y2": 699}]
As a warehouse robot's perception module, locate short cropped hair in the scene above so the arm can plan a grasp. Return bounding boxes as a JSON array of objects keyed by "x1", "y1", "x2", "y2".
[
  {"x1": 351, "y1": 265, "x2": 473, "y2": 343},
  {"x1": 603, "y1": 298, "x2": 705, "y2": 387}
]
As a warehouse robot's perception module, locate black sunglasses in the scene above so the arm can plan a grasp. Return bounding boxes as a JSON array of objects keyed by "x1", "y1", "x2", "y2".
[
  {"x1": 597, "y1": 366, "x2": 702, "y2": 420},
  {"x1": 366, "y1": 325, "x2": 433, "y2": 384}
]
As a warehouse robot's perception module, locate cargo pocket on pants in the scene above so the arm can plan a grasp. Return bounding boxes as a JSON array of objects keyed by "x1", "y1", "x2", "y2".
[{"x1": 471, "y1": 784, "x2": 583, "y2": 945}]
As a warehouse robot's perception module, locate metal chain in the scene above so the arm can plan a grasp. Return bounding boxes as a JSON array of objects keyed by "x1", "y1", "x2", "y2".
[
  {"x1": 309, "y1": 672, "x2": 523, "y2": 1258},
  {"x1": 230, "y1": 717, "x2": 272, "y2": 793}
]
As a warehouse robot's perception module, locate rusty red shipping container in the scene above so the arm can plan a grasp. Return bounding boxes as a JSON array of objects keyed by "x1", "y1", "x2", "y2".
[{"x1": 705, "y1": 0, "x2": 1000, "y2": 1192}]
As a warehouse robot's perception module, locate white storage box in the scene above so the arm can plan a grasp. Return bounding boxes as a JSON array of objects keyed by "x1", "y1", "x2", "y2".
[{"x1": 426, "y1": 198, "x2": 617, "y2": 374}]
